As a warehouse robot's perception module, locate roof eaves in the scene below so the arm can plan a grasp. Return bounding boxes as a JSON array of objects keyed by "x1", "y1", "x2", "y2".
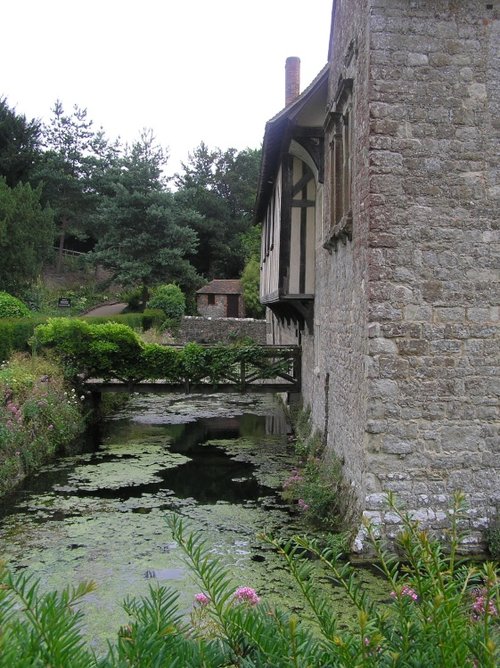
[{"x1": 255, "y1": 64, "x2": 329, "y2": 222}]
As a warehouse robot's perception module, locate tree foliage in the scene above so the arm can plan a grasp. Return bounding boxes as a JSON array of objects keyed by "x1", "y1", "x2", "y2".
[
  {"x1": 90, "y1": 131, "x2": 201, "y2": 300},
  {"x1": 32, "y1": 101, "x2": 119, "y2": 269},
  {"x1": 0, "y1": 178, "x2": 54, "y2": 293},
  {"x1": 241, "y1": 258, "x2": 264, "y2": 319},
  {"x1": 175, "y1": 142, "x2": 261, "y2": 279},
  {"x1": 0, "y1": 96, "x2": 263, "y2": 306},
  {"x1": 240, "y1": 224, "x2": 264, "y2": 318},
  {"x1": 0, "y1": 97, "x2": 42, "y2": 187}
]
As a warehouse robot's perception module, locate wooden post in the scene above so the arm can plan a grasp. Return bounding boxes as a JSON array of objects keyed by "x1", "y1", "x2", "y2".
[
  {"x1": 240, "y1": 360, "x2": 246, "y2": 393},
  {"x1": 293, "y1": 347, "x2": 301, "y2": 392}
]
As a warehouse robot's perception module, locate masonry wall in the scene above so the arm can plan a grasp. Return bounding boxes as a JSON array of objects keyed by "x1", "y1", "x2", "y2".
[
  {"x1": 179, "y1": 316, "x2": 266, "y2": 345},
  {"x1": 196, "y1": 294, "x2": 245, "y2": 319},
  {"x1": 359, "y1": 0, "x2": 499, "y2": 550}
]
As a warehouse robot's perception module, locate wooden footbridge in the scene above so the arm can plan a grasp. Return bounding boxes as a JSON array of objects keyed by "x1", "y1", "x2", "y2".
[{"x1": 84, "y1": 345, "x2": 301, "y2": 396}]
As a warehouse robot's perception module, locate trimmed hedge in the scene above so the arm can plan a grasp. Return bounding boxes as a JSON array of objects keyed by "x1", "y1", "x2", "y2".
[
  {"x1": 0, "y1": 316, "x2": 46, "y2": 362},
  {"x1": 0, "y1": 310, "x2": 163, "y2": 362}
]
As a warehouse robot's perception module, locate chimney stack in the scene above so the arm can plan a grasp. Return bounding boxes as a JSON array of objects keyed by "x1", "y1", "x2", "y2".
[{"x1": 285, "y1": 57, "x2": 300, "y2": 106}]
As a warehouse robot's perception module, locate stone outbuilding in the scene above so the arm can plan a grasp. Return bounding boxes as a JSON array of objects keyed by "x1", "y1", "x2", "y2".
[
  {"x1": 196, "y1": 279, "x2": 245, "y2": 318},
  {"x1": 257, "y1": 0, "x2": 499, "y2": 553}
]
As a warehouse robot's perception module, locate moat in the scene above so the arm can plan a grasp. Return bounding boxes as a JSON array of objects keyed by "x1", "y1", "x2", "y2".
[{"x1": 0, "y1": 392, "x2": 386, "y2": 650}]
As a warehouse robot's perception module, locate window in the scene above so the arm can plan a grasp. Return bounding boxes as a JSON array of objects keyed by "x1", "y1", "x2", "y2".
[
  {"x1": 207, "y1": 294, "x2": 215, "y2": 305},
  {"x1": 324, "y1": 78, "x2": 353, "y2": 251}
]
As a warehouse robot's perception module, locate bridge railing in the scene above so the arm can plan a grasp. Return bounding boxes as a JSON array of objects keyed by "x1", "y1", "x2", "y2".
[{"x1": 86, "y1": 345, "x2": 301, "y2": 395}]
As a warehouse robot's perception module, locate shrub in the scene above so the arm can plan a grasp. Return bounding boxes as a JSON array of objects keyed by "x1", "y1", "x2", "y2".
[
  {"x1": 121, "y1": 285, "x2": 144, "y2": 311},
  {"x1": 33, "y1": 318, "x2": 145, "y2": 382},
  {"x1": 0, "y1": 312, "x2": 163, "y2": 364},
  {"x1": 141, "y1": 344, "x2": 183, "y2": 382},
  {"x1": 148, "y1": 284, "x2": 186, "y2": 322},
  {"x1": 0, "y1": 316, "x2": 44, "y2": 361},
  {"x1": 0, "y1": 291, "x2": 30, "y2": 318}
]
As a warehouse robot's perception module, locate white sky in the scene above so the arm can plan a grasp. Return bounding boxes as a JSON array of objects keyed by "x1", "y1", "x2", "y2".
[{"x1": 2, "y1": 0, "x2": 332, "y2": 178}]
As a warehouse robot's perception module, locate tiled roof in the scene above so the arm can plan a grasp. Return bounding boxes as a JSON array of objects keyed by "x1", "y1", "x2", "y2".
[{"x1": 196, "y1": 279, "x2": 243, "y2": 295}]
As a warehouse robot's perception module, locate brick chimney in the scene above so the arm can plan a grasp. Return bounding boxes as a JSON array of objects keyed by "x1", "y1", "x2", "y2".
[{"x1": 285, "y1": 57, "x2": 300, "y2": 106}]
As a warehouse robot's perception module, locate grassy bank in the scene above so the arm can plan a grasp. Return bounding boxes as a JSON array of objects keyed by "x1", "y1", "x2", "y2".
[{"x1": 0, "y1": 353, "x2": 86, "y2": 497}]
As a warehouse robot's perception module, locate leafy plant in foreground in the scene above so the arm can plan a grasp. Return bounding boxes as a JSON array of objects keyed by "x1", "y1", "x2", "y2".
[{"x1": 0, "y1": 494, "x2": 498, "y2": 666}]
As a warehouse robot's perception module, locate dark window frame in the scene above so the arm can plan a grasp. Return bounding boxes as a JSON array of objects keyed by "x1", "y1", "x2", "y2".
[{"x1": 324, "y1": 78, "x2": 353, "y2": 251}]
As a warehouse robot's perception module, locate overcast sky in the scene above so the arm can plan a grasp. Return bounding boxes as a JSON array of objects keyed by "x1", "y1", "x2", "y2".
[{"x1": 2, "y1": 0, "x2": 332, "y2": 177}]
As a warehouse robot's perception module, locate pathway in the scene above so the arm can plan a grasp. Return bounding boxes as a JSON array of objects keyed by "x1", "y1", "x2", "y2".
[{"x1": 84, "y1": 302, "x2": 128, "y2": 317}]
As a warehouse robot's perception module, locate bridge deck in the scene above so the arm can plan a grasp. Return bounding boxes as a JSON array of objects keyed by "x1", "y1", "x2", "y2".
[{"x1": 86, "y1": 381, "x2": 299, "y2": 395}]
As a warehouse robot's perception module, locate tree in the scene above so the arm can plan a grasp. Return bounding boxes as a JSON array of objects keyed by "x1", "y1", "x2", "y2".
[
  {"x1": 33, "y1": 101, "x2": 119, "y2": 270},
  {"x1": 0, "y1": 97, "x2": 42, "y2": 187},
  {"x1": 0, "y1": 178, "x2": 54, "y2": 294},
  {"x1": 175, "y1": 143, "x2": 261, "y2": 279},
  {"x1": 240, "y1": 224, "x2": 264, "y2": 318},
  {"x1": 91, "y1": 131, "x2": 201, "y2": 302}
]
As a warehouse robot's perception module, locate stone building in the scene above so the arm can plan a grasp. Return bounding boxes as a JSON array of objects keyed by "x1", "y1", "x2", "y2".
[
  {"x1": 196, "y1": 279, "x2": 245, "y2": 318},
  {"x1": 257, "y1": 0, "x2": 499, "y2": 552}
]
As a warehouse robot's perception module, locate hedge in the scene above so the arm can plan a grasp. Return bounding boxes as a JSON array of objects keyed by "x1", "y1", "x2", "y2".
[{"x1": 0, "y1": 310, "x2": 163, "y2": 362}]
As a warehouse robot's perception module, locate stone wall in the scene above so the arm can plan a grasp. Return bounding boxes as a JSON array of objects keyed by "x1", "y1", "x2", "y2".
[
  {"x1": 359, "y1": 0, "x2": 499, "y2": 551},
  {"x1": 178, "y1": 316, "x2": 267, "y2": 345},
  {"x1": 196, "y1": 294, "x2": 245, "y2": 318}
]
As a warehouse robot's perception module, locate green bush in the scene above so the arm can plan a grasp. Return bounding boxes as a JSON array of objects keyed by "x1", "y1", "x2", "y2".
[
  {"x1": 0, "y1": 497, "x2": 498, "y2": 666},
  {"x1": 0, "y1": 292, "x2": 30, "y2": 318},
  {"x1": 121, "y1": 285, "x2": 144, "y2": 311},
  {"x1": 0, "y1": 311, "x2": 163, "y2": 365},
  {"x1": 148, "y1": 284, "x2": 186, "y2": 322},
  {"x1": 0, "y1": 316, "x2": 47, "y2": 362},
  {"x1": 33, "y1": 318, "x2": 146, "y2": 382},
  {"x1": 141, "y1": 344, "x2": 183, "y2": 382}
]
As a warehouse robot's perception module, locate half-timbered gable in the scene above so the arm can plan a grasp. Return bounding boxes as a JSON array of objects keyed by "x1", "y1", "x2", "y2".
[{"x1": 256, "y1": 65, "x2": 328, "y2": 331}]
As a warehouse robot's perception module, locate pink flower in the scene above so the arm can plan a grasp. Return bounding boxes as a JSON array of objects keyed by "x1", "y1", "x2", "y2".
[
  {"x1": 471, "y1": 589, "x2": 498, "y2": 620},
  {"x1": 297, "y1": 498, "x2": 309, "y2": 511},
  {"x1": 48, "y1": 424, "x2": 54, "y2": 431},
  {"x1": 283, "y1": 470, "x2": 303, "y2": 489},
  {"x1": 194, "y1": 592, "x2": 210, "y2": 606},
  {"x1": 391, "y1": 585, "x2": 418, "y2": 601},
  {"x1": 233, "y1": 586, "x2": 260, "y2": 606}
]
